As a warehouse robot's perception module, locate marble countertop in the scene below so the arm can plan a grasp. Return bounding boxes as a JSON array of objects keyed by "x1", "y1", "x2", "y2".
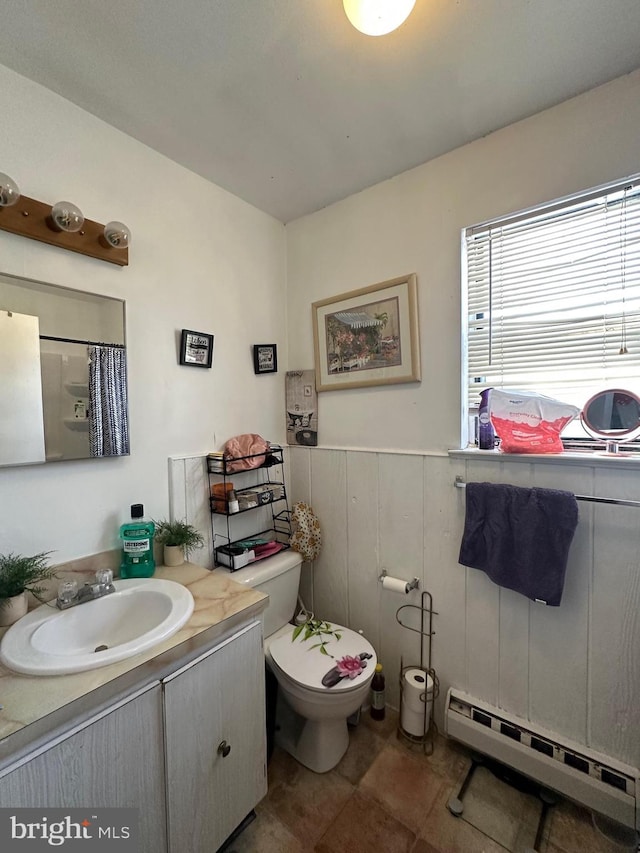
[{"x1": 0, "y1": 564, "x2": 267, "y2": 764}]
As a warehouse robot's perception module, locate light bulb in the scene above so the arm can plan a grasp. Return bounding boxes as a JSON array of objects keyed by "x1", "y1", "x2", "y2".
[
  {"x1": 343, "y1": 0, "x2": 416, "y2": 36},
  {"x1": 0, "y1": 172, "x2": 20, "y2": 207},
  {"x1": 103, "y1": 220, "x2": 131, "y2": 249},
  {"x1": 51, "y1": 201, "x2": 84, "y2": 232}
]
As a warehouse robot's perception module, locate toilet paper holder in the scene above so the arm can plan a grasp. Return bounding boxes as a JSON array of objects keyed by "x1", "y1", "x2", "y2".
[
  {"x1": 395, "y1": 589, "x2": 440, "y2": 755},
  {"x1": 378, "y1": 569, "x2": 420, "y2": 592}
]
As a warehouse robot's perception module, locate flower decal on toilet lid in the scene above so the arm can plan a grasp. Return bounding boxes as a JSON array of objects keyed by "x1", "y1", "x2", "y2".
[
  {"x1": 321, "y1": 653, "x2": 373, "y2": 687},
  {"x1": 290, "y1": 501, "x2": 322, "y2": 561}
]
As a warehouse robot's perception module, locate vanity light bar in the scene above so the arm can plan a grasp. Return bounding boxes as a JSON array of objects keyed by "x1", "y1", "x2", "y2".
[
  {"x1": 0, "y1": 194, "x2": 128, "y2": 266},
  {"x1": 0, "y1": 173, "x2": 128, "y2": 266}
]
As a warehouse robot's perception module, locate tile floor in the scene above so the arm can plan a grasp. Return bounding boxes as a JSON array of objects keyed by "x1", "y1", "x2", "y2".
[{"x1": 230, "y1": 709, "x2": 636, "y2": 853}]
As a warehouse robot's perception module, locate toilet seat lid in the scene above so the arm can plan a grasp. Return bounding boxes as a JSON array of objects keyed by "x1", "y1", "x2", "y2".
[{"x1": 269, "y1": 622, "x2": 377, "y2": 692}]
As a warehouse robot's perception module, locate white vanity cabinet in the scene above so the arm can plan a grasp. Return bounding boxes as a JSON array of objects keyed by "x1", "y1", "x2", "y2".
[
  {"x1": 163, "y1": 619, "x2": 267, "y2": 853},
  {"x1": 0, "y1": 684, "x2": 167, "y2": 852},
  {"x1": 0, "y1": 617, "x2": 267, "y2": 853}
]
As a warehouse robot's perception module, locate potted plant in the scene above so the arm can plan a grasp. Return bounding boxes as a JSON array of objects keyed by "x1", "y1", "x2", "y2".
[
  {"x1": 154, "y1": 520, "x2": 205, "y2": 567},
  {"x1": 0, "y1": 552, "x2": 56, "y2": 627}
]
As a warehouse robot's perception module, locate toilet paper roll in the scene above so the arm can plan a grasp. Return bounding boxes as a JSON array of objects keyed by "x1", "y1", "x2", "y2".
[
  {"x1": 402, "y1": 668, "x2": 433, "y2": 712},
  {"x1": 381, "y1": 575, "x2": 410, "y2": 594},
  {"x1": 401, "y1": 668, "x2": 433, "y2": 735},
  {"x1": 402, "y1": 667, "x2": 433, "y2": 711},
  {"x1": 401, "y1": 704, "x2": 432, "y2": 737}
]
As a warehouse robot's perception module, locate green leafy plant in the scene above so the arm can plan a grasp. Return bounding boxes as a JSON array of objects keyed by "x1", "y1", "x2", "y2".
[
  {"x1": 292, "y1": 618, "x2": 342, "y2": 657},
  {"x1": 0, "y1": 552, "x2": 57, "y2": 605},
  {"x1": 153, "y1": 519, "x2": 205, "y2": 554}
]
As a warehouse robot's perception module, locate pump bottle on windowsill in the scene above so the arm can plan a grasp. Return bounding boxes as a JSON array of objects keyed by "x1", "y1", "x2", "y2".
[{"x1": 478, "y1": 389, "x2": 495, "y2": 450}]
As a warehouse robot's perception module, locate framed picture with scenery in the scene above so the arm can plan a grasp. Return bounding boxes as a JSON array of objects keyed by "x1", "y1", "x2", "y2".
[{"x1": 312, "y1": 274, "x2": 420, "y2": 391}]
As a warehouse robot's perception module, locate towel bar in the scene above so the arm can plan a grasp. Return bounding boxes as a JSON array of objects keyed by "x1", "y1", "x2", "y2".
[{"x1": 454, "y1": 476, "x2": 640, "y2": 508}]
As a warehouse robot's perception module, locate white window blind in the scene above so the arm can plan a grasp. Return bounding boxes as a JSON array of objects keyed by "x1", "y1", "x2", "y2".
[{"x1": 465, "y1": 177, "x2": 640, "y2": 426}]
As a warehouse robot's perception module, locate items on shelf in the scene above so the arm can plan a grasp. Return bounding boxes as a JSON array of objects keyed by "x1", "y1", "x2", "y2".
[
  {"x1": 207, "y1": 443, "x2": 292, "y2": 569},
  {"x1": 210, "y1": 481, "x2": 235, "y2": 513}
]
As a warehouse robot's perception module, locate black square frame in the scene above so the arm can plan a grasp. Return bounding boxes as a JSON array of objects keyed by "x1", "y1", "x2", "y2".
[
  {"x1": 253, "y1": 344, "x2": 278, "y2": 374},
  {"x1": 180, "y1": 329, "x2": 214, "y2": 368}
]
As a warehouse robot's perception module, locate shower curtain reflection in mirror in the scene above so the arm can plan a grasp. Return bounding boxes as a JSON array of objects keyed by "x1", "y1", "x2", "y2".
[{"x1": 88, "y1": 346, "x2": 129, "y2": 457}]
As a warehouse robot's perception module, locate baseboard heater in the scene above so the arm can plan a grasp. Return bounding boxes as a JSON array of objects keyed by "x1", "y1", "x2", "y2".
[{"x1": 445, "y1": 688, "x2": 639, "y2": 831}]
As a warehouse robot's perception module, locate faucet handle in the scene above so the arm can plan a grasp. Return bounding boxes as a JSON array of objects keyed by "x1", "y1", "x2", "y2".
[
  {"x1": 95, "y1": 569, "x2": 113, "y2": 588},
  {"x1": 57, "y1": 580, "x2": 78, "y2": 605}
]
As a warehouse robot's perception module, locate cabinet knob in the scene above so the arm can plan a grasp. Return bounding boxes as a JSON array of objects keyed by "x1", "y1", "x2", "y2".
[{"x1": 217, "y1": 740, "x2": 231, "y2": 758}]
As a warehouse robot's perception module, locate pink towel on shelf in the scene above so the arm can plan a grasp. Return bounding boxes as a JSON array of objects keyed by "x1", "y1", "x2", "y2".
[{"x1": 223, "y1": 434, "x2": 269, "y2": 472}]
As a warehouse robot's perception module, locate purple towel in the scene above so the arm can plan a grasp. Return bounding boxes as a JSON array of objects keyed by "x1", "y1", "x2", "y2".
[{"x1": 458, "y1": 482, "x2": 579, "y2": 606}]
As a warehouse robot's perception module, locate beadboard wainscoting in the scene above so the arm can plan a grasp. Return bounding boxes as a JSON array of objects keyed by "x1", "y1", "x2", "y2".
[
  {"x1": 168, "y1": 446, "x2": 640, "y2": 771},
  {"x1": 168, "y1": 454, "x2": 214, "y2": 569},
  {"x1": 287, "y1": 446, "x2": 640, "y2": 772}
]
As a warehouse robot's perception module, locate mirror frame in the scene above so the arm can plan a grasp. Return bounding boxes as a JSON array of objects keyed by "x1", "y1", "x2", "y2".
[{"x1": 581, "y1": 388, "x2": 640, "y2": 438}]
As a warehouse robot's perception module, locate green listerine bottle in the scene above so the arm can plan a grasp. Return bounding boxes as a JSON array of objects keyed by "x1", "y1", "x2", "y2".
[{"x1": 119, "y1": 503, "x2": 156, "y2": 578}]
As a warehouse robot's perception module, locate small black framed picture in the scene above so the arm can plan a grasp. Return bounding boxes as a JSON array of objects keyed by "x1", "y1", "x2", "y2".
[
  {"x1": 180, "y1": 329, "x2": 214, "y2": 368},
  {"x1": 253, "y1": 344, "x2": 278, "y2": 374}
]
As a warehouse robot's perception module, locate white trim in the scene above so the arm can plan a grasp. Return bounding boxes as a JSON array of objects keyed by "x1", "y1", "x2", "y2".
[
  {"x1": 466, "y1": 172, "x2": 640, "y2": 236},
  {"x1": 449, "y1": 447, "x2": 640, "y2": 469}
]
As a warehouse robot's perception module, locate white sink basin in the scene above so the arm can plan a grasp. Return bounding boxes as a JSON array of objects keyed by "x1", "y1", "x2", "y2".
[{"x1": 0, "y1": 578, "x2": 194, "y2": 676}]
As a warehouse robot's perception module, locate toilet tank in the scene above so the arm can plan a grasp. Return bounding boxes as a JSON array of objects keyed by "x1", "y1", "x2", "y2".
[{"x1": 218, "y1": 550, "x2": 302, "y2": 638}]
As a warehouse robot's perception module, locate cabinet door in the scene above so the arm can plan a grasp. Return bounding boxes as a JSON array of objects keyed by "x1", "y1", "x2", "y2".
[
  {"x1": 0, "y1": 684, "x2": 166, "y2": 853},
  {"x1": 163, "y1": 621, "x2": 267, "y2": 853}
]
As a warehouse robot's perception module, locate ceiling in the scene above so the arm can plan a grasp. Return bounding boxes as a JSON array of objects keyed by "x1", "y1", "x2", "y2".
[{"x1": 1, "y1": 0, "x2": 640, "y2": 223}]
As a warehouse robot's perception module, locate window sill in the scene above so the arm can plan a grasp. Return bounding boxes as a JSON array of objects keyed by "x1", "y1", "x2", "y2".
[{"x1": 449, "y1": 447, "x2": 640, "y2": 469}]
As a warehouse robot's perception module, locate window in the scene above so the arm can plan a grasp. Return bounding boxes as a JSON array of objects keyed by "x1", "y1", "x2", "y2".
[{"x1": 464, "y1": 175, "x2": 640, "y2": 440}]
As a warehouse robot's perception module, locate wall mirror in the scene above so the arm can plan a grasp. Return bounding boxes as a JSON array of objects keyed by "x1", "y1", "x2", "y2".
[
  {"x1": 581, "y1": 388, "x2": 640, "y2": 453},
  {"x1": 0, "y1": 272, "x2": 128, "y2": 467}
]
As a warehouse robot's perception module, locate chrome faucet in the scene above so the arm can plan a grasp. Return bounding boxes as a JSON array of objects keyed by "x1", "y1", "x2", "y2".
[{"x1": 56, "y1": 569, "x2": 116, "y2": 610}]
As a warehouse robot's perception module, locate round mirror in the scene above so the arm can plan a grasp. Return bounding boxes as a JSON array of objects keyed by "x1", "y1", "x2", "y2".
[{"x1": 581, "y1": 389, "x2": 640, "y2": 450}]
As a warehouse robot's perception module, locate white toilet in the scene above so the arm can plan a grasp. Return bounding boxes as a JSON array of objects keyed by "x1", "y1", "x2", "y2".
[{"x1": 218, "y1": 550, "x2": 377, "y2": 773}]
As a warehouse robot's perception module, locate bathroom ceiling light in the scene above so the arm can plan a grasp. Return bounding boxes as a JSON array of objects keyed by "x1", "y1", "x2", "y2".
[
  {"x1": 50, "y1": 200, "x2": 85, "y2": 233},
  {"x1": 343, "y1": 0, "x2": 416, "y2": 36},
  {"x1": 0, "y1": 174, "x2": 129, "y2": 266},
  {"x1": 0, "y1": 172, "x2": 20, "y2": 207}
]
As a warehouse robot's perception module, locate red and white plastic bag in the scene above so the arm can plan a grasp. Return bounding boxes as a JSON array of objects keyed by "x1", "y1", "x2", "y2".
[{"x1": 489, "y1": 389, "x2": 579, "y2": 454}]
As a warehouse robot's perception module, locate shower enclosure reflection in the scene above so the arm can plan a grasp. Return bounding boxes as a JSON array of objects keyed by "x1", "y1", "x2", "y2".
[{"x1": 0, "y1": 272, "x2": 128, "y2": 467}]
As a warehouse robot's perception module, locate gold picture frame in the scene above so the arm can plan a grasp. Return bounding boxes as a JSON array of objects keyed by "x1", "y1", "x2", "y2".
[{"x1": 312, "y1": 274, "x2": 421, "y2": 392}]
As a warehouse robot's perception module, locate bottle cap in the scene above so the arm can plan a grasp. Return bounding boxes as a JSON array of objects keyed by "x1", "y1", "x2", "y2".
[
  {"x1": 375, "y1": 663, "x2": 383, "y2": 672},
  {"x1": 131, "y1": 504, "x2": 144, "y2": 519}
]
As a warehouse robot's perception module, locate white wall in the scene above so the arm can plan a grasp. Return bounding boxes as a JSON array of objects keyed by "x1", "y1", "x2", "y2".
[
  {"x1": 285, "y1": 72, "x2": 640, "y2": 768},
  {"x1": 0, "y1": 64, "x2": 287, "y2": 561},
  {"x1": 286, "y1": 70, "x2": 640, "y2": 452}
]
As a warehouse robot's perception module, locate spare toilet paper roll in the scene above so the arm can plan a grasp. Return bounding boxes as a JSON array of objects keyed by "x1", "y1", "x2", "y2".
[
  {"x1": 381, "y1": 575, "x2": 411, "y2": 594},
  {"x1": 401, "y1": 668, "x2": 433, "y2": 736},
  {"x1": 401, "y1": 705, "x2": 431, "y2": 737}
]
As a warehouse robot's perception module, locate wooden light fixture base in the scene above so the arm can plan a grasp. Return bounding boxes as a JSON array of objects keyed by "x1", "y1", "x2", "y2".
[{"x1": 0, "y1": 194, "x2": 128, "y2": 266}]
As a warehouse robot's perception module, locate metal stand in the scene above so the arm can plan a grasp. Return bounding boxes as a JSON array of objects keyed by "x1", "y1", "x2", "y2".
[
  {"x1": 396, "y1": 590, "x2": 440, "y2": 755},
  {"x1": 447, "y1": 753, "x2": 557, "y2": 853}
]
